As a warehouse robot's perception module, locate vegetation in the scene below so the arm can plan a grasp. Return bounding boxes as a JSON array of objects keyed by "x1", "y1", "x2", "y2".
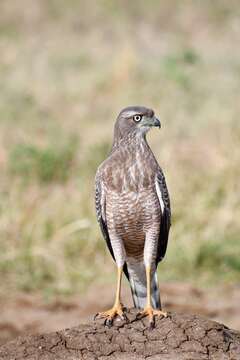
[
  {"x1": 0, "y1": 1, "x2": 239, "y2": 298},
  {"x1": 9, "y1": 138, "x2": 78, "y2": 183}
]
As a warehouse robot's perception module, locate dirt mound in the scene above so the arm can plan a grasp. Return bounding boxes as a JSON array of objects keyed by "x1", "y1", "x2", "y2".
[
  {"x1": 1, "y1": 308, "x2": 240, "y2": 360},
  {"x1": 1, "y1": 282, "x2": 240, "y2": 347}
]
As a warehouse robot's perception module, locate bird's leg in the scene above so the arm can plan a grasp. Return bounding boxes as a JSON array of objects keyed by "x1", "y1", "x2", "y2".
[
  {"x1": 95, "y1": 267, "x2": 125, "y2": 326},
  {"x1": 139, "y1": 266, "x2": 167, "y2": 328}
]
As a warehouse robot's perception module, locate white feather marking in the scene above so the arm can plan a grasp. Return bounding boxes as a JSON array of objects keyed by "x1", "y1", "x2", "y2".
[
  {"x1": 129, "y1": 166, "x2": 136, "y2": 183},
  {"x1": 123, "y1": 110, "x2": 139, "y2": 118},
  {"x1": 155, "y1": 179, "x2": 165, "y2": 214}
]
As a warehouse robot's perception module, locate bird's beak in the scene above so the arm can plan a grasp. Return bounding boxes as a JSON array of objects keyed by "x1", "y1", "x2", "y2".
[
  {"x1": 139, "y1": 115, "x2": 161, "y2": 129},
  {"x1": 153, "y1": 117, "x2": 161, "y2": 128}
]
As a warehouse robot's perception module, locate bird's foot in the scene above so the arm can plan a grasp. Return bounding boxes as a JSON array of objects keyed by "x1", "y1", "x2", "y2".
[
  {"x1": 138, "y1": 306, "x2": 167, "y2": 329},
  {"x1": 94, "y1": 303, "x2": 126, "y2": 327}
]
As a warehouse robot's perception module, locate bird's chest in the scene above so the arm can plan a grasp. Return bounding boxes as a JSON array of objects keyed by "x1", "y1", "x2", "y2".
[
  {"x1": 105, "y1": 153, "x2": 154, "y2": 193},
  {"x1": 105, "y1": 190, "x2": 160, "y2": 234}
]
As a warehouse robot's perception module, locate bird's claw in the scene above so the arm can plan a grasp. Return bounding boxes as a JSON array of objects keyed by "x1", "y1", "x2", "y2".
[
  {"x1": 119, "y1": 313, "x2": 128, "y2": 322},
  {"x1": 136, "y1": 312, "x2": 145, "y2": 320},
  {"x1": 105, "y1": 317, "x2": 113, "y2": 327},
  {"x1": 138, "y1": 307, "x2": 167, "y2": 329},
  {"x1": 93, "y1": 313, "x2": 99, "y2": 321},
  {"x1": 94, "y1": 303, "x2": 126, "y2": 327},
  {"x1": 149, "y1": 319, "x2": 155, "y2": 330}
]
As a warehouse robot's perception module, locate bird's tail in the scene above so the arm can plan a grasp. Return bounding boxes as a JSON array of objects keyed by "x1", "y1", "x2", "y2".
[{"x1": 127, "y1": 261, "x2": 161, "y2": 309}]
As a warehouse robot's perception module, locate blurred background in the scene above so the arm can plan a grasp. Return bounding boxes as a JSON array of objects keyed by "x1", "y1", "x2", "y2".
[{"x1": 0, "y1": 0, "x2": 240, "y2": 344}]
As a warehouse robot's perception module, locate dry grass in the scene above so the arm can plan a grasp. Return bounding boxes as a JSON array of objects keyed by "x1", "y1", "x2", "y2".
[{"x1": 0, "y1": 1, "x2": 240, "y2": 297}]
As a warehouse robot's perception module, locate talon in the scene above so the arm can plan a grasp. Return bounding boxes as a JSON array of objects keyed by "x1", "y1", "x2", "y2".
[
  {"x1": 119, "y1": 313, "x2": 128, "y2": 322},
  {"x1": 93, "y1": 313, "x2": 99, "y2": 321},
  {"x1": 96, "y1": 303, "x2": 127, "y2": 326},
  {"x1": 105, "y1": 318, "x2": 113, "y2": 327},
  {"x1": 149, "y1": 320, "x2": 155, "y2": 330},
  {"x1": 138, "y1": 306, "x2": 167, "y2": 326},
  {"x1": 158, "y1": 310, "x2": 167, "y2": 318},
  {"x1": 136, "y1": 312, "x2": 144, "y2": 320}
]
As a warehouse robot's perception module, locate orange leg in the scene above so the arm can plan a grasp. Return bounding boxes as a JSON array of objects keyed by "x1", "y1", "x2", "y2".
[
  {"x1": 139, "y1": 266, "x2": 167, "y2": 327},
  {"x1": 95, "y1": 267, "x2": 125, "y2": 326}
]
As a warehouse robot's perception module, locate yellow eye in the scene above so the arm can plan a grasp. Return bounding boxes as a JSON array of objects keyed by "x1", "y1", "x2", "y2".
[{"x1": 133, "y1": 115, "x2": 142, "y2": 122}]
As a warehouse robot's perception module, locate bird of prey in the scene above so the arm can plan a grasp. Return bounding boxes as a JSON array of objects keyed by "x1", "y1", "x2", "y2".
[{"x1": 95, "y1": 106, "x2": 171, "y2": 327}]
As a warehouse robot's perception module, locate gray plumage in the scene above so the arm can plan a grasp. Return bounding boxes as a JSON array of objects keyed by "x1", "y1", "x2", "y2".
[{"x1": 95, "y1": 106, "x2": 171, "y2": 309}]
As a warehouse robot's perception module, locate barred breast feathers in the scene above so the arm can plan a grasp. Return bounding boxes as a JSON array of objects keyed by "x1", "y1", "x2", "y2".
[{"x1": 98, "y1": 137, "x2": 159, "y2": 194}]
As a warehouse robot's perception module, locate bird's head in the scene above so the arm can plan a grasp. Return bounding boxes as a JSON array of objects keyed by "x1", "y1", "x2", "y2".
[{"x1": 113, "y1": 106, "x2": 161, "y2": 146}]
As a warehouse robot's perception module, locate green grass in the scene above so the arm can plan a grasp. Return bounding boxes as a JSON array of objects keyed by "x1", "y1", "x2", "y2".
[
  {"x1": 195, "y1": 237, "x2": 240, "y2": 275},
  {"x1": 9, "y1": 137, "x2": 78, "y2": 184},
  {"x1": 0, "y1": 0, "x2": 240, "y2": 297}
]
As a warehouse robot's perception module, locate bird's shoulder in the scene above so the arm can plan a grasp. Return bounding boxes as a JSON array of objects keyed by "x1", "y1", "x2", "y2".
[{"x1": 95, "y1": 147, "x2": 130, "y2": 179}]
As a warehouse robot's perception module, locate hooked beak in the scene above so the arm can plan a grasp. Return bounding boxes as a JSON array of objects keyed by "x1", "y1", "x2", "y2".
[
  {"x1": 153, "y1": 116, "x2": 161, "y2": 128},
  {"x1": 139, "y1": 115, "x2": 161, "y2": 129}
]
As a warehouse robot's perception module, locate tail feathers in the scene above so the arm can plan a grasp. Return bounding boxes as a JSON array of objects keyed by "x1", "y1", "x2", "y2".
[
  {"x1": 127, "y1": 262, "x2": 161, "y2": 309},
  {"x1": 151, "y1": 271, "x2": 161, "y2": 309}
]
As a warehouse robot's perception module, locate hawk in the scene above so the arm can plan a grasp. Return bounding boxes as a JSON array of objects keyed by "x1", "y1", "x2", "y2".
[{"x1": 95, "y1": 106, "x2": 171, "y2": 327}]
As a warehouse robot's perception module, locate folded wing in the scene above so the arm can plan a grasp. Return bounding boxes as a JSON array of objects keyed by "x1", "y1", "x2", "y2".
[
  {"x1": 155, "y1": 169, "x2": 171, "y2": 266},
  {"x1": 95, "y1": 174, "x2": 129, "y2": 279}
]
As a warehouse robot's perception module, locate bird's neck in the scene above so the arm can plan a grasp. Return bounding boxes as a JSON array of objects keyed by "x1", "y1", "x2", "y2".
[
  {"x1": 112, "y1": 128, "x2": 150, "y2": 152},
  {"x1": 109, "y1": 130, "x2": 158, "y2": 192}
]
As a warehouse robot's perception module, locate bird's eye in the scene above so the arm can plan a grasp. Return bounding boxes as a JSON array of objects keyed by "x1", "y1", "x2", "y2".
[{"x1": 133, "y1": 115, "x2": 142, "y2": 122}]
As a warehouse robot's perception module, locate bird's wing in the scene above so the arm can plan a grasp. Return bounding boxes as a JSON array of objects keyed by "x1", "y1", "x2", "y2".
[
  {"x1": 155, "y1": 168, "x2": 171, "y2": 265},
  {"x1": 95, "y1": 174, "x2": 115, "y2": 261},
  {"x1": 95, "y1": 173, "x2": 129, "y2": 279}
]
